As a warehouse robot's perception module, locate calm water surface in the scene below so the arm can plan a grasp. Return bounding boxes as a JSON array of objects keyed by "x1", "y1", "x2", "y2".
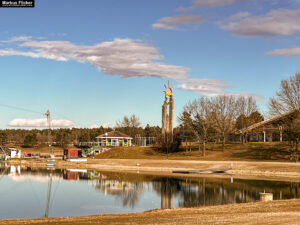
[{"x1": 0, "y1": 164, "x2": 299, "y2": 219}]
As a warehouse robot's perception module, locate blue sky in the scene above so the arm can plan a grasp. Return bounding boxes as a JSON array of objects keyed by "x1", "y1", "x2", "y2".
[{"x1": 1, "y1": 0, "x2": 300, "y2": 129}]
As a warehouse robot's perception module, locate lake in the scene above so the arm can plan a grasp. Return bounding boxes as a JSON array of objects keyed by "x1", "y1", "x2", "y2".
[{"x1": 0, "y1": 164, "x2": 299, "y2": 219}]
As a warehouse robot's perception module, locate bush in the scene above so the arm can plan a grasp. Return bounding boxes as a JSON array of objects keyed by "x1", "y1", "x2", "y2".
[
  {"x1": 23, "y1": 133, "x2": 37, "y2": 148},
  {"x1": 155, "y1": 132, "x2": 182, "y2": 153}
]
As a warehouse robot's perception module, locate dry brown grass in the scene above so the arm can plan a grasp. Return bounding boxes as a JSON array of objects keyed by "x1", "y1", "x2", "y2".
[
  {"x1": 8, "y1": 142, "x2": 294, "y2": 162},
  {"x1": 1, "y1": 199, "x2": 300, "y2": 225},
  {"x1": 9, "y1": 145, "x2": 64, "y2": 156},
  {"x1": 97, "y1": 142, "x2": 293, "y2": 162}
]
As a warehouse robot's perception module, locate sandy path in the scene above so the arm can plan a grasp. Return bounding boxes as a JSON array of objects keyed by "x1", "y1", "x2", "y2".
[{"x1": 9, "y1": 158, "x2": 300, "y2": 181}]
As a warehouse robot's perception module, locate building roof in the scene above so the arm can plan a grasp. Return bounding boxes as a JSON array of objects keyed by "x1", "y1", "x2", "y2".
[
  {"x1": 239, "y1": 109, "x2": 297, "y2": 133},
  {"x1": 96, "y1": 131, "x2": 132, "y2": 139}
]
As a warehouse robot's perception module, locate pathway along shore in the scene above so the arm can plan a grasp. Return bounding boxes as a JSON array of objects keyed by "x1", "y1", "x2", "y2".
[
  {"x1": 1, "y1": 199, "x2": 300, "y2": 225},
  {"x1": 7, "y1": 158, "x2": 300, "y2": 181}
]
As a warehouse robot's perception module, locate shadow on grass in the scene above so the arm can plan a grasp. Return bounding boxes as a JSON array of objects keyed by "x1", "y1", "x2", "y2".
[{"x1": 231, "y1": 144, "x2": 290, "y2": 161}]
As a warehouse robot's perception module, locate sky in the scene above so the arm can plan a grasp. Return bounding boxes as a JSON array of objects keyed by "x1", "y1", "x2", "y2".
[{"x1": 1, "y1": 0, "x2": 300, "y2": 129}]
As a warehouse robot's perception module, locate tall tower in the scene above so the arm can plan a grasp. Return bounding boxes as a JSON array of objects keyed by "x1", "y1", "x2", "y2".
[
  {"x1": 162, "y1": 81, "x2": 174, "y2": 140},
  {"x1": 45, "y1": 110, "x2": 53, "y2": 158}
]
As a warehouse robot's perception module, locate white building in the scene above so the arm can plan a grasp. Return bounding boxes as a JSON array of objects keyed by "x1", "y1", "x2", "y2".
[{"x1": 95, "y1": 131, "x2": 133, "y2": 147}]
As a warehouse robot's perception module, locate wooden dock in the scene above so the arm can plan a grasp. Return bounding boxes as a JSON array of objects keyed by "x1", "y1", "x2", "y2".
[{"x1": 172, "y1": 167, "x2": 231, "y2": 174}]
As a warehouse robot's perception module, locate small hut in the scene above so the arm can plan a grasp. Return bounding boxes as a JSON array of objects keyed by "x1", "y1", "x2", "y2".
[
  {"x1": 96, "y1": 131, "x2": 132, "y2": 147},
  {"x1": 1, "y1": 148, "x2": 22, "y2": 160}
]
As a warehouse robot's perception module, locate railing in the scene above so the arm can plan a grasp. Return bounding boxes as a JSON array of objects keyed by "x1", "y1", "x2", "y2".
[
  {"x1": 78, "y1": 142, "x2": 130, "y2": 147},
  {"x1": 135, "y1": 137, "x2": 156, "y2": 146}
]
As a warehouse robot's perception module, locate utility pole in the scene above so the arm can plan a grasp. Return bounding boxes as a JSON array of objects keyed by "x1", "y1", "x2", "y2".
[{"x1": 45, "y1": 110, "x2": 54, "y2": 158}]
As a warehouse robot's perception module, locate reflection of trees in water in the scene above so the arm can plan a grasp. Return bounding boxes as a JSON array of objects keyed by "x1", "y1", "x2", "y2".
[
  {"x1": 116, "y1": 183, "x2": 144, "y2": 208},
  {"x1": 152, "y1": 178, "x2": 181, "y2": 209},
  {"x1": 151, "y1": 177, "x2": 260, "y2": 208},
  {"x1": 289, "y1": 182, "x2": 299, "y2": 198},
  {"x1": 179, "y1": 180, "x2": 203, "y2": 208},
  {"x1": 150, "y1": 177, "x2": 300, "y2": 209},
  {"x1": 178, "y1": 179, "x2": 259, "y2": 208},
  {"x1": 95, "y1": 179, "x2": 144, "y2": 208},
  {"x1": 178, "y1": 179, "x2": 300, "y2": 208}
]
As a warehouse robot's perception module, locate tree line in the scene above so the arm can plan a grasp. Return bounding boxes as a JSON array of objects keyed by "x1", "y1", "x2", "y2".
[
  {"x1": 177, "y1": 72, "x2": 300, "y2": 158},
  {"x1": 0, "y1": 119, "x2": 161, "y2": 148},
  {"x1": 178, "y1": 95, "x2": 264, "y2": 155}
]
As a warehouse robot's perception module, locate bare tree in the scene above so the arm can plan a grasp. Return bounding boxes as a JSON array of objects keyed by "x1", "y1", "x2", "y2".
[
  {"x1": 269, "y1": 72, "x2": 300, "y2": 115},
  {"x1": 269, "y1": 73, "x2": 300, "y2": 159},
  {"x1": 179, "y1": 96, "x2": 259, "y2": 152},
  {"x1": 190, "y1": 97, "x2": 213, "y2": 156},
  {"x1": 211, "y1": 95, "x2": 238, "y2": 150},
  {"x1": 178, "y1": 97, "x2": 213, "y2": 156},
  {"x1": 236, "y1": 96, "x2": 258, "y2": 120},
  {"x1": 116, "y1": 114, "x2": 141, "y2": 128},
  {"x1": 236, "y1": 96, "x2": 259, "y2": 142},
  {"x1": 116, "y1": 114, "x2": 142, "y2": 139}
]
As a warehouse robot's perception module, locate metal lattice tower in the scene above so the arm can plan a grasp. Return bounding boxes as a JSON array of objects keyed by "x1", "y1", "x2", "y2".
[{"x1": 45, "y1": 110, "x2": 53, "y2": 157}]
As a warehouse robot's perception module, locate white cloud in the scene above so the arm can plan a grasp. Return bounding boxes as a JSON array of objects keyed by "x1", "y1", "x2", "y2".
[
  {"x1": 152, "y1": 15, "x2": 204, "y2": 30},
  {"x1": 90, "y1": 124, "x2": 100, "y2": 129},
  {"x1": 221, "y1": 8, "x2": 300, "y2": 36},
  {"x1": 0, "y1": 49, "x2": 66, "y2": 60},
  {"x1": 177, "y1": 78, "x2": 263, "y2": 99},
  {"x1": 1, "y1": 36, "x2": 32, "y2": 43},
  {"x1": 178, "y1": 0, "x2": 242, "y2": 11},
  {"x1": 177, "y1": 78, "x2": 231, "y2": 96},
  {"x1": 0, "y1": 38, "x2": 189, "y2": 80},
  {"x1": 265, "y1": 46, "x2": 300, "y2": 57},
  {"x1": 0, "y1": 36, "x2": 260, "y2": 98},
  {"x1": 8, "y1": 118, "x2": 75, "y2": 128}
]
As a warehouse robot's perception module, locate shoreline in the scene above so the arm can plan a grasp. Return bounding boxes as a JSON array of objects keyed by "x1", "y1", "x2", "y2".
[
  {"x1": 7, "y1": 158, "x2": 300, "y2": 182},
  {"x1": 1, "y1": 199, "x2": 300, "y2": 224}
]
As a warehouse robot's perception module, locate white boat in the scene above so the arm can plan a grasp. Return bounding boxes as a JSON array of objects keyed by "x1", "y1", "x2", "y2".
[
  {"x1": 67, "y1": 158, "x2": 88, "y2": 162},
  {"x1": 68, "y1": 169, "x2": 88, "y2": 173}
]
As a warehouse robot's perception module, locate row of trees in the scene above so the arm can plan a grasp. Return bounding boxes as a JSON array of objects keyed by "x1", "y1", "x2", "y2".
[
  {"x1": 176, "y1": 72, "x2": 300, "y2": 158},
  {"x1": 0, "y1": 127, "x2": 113, "y2": 148},
  {"x1": 0, "y1": 119, "x2": 161, "y2": 148},
  {"x1": 178, "y1": 96, "x2": 264, "y2": 155}
]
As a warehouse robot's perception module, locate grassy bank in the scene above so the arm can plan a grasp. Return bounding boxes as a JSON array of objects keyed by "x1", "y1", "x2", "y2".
[
  {"x1": 97, "y1": 142, "x2": 293, "y2": 161},
  {"x1": 15, "y1": 145, "x2": 64, "y2": 155},
  {"x1": 7, "y1": 142, "x2": 294, "y2": 162}
]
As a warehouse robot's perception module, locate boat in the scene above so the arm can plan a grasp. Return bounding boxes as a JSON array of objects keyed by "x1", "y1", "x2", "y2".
[
  {"x1": 67, "y1": 158, "x2": 88, "y2": 162},
  {"x1": 47, "y1": 160, "x2": 55, "y2": 168}
]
